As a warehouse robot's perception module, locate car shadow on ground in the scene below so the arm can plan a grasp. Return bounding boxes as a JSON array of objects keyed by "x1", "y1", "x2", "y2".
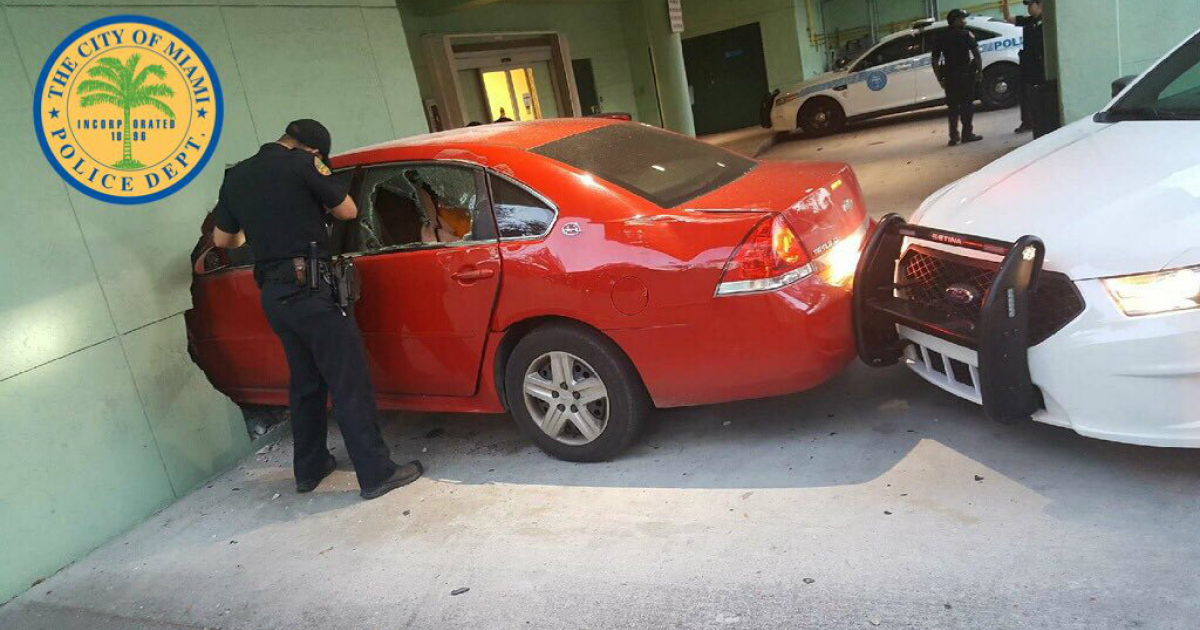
[
  {"x1": 353, "y1": 362, "x2": 1200, "y2": 528},
  {"x1": 771, "y1": 106, "x2": 967, "y2": 149},
  {"x1": 44, "y1": 360, "x2": 1200, "y2": 595}
]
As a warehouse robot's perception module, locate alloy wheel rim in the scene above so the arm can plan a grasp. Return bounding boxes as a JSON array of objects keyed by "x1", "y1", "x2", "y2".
[{"x1": 523, "y1": 351, "x2": 610, "y2": 446}]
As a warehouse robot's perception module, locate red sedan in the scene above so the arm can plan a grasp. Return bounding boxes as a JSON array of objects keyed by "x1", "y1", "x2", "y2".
[{"x1": 187, "y1": 119, "x2": 868, "y2": 461}]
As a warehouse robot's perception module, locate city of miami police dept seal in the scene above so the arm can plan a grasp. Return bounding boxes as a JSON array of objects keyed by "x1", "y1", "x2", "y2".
[{"x1": 34, "y1": 15, "x2": 223, "y2": 205}]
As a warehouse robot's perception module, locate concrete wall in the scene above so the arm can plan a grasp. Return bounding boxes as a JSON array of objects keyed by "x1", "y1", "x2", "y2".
[
  {"x1": 400, "y1": 0, "x2": 641, "y2": 121},
  {"x1": 0, "y1": 0, "x2": 424, "y2": 603},
  {"x1": 1053, "y1": 0, "x2": 1200, "y2": 122},
  {"x1": 620, "y1": 0, "x2": 664, "y2": 126},
  {"x1": 681, "y1": 0, "x2": 810, "y2": 90}
]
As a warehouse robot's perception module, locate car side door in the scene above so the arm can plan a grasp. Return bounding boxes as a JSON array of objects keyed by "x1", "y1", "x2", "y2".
[
  {"x1": 914, "y1": 27, "x2": 947, "y2": 106},
  {"x1": 916, "y1": 26, "x2": 1003, "y2": 106},
  {"x1": 345, "y1": 161, "x2": 501, "y2": 397},
  {"x1": 844, "y1": 34, "x2": 922, "y2": 114}
]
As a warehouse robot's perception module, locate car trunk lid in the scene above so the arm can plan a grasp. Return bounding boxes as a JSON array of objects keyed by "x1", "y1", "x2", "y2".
[{"x1": 681, "y1": 160, "x2": 866, "y2": 257}]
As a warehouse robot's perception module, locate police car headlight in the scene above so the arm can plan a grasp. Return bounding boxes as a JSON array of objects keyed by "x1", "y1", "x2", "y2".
[
  {"x1": 776, "y1": 93, "x2": 800, "y2": 107},
  {"x1": 1103, "y1": 265, "x2": 1200, "y2": 317}
]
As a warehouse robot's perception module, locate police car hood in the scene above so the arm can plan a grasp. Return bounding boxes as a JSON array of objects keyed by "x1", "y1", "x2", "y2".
[{"x1": 912, "y1": 117, "x2": 1200, "y2": 280}]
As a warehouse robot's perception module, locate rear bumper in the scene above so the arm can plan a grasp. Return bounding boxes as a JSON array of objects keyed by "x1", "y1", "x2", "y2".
[{"x1": 610, "y1": 273, "x2": 855, "y2": 408}]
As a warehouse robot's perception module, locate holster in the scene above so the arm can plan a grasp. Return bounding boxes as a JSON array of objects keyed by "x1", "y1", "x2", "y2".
[{"x1": 330, "y1": 256, "x2": 362, "y2": 309}]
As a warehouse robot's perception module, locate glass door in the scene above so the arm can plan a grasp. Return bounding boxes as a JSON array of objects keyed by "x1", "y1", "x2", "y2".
[{"x1": 480, "y1": 67, "x2": 544, "y2": 122}]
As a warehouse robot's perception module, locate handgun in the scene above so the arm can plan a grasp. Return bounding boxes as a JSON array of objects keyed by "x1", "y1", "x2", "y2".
[{"x1": 307, "y1": 241, "x2": 320, "y2": 291}]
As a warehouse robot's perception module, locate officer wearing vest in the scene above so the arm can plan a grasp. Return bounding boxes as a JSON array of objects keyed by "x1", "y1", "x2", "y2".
[
  {"x1": 210, "y1": 119, "x2": 423, "y2": 500},
  {"x1": 932, "y1": 9, "x2": 985, "y2": 146},
  {"x1": 1003, "y1": 0, "x2": 1045, "y2": 133}
]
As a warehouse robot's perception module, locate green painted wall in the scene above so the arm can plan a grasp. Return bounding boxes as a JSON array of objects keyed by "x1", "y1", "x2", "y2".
[
  {"x1": 401, "y1": 0, "x2": 640, "y2": 121},
  {"x1": 621, "y1": 0, "x2": 664, "y2": 126},
  {"x1": 820, "y1": 0, "x2": 1010, "y2": 63},
  {"x1": 1054, "y1": 0, "x2": 1200, "y2": 122},
  {"x1": 681, "y1": 0, "x2": 807, "y2": 90},
  {"x1": 0, "y1": 0, "x2": 425, "y2": 604}
]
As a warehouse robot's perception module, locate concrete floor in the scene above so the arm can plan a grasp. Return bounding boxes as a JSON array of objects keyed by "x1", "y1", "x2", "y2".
[
  {"x1": 743, "y1": 107, "x2": 1034, "y2": 216},
  {"x1": 6, "y1": 108, "x2": 1200, "y2": 630}
]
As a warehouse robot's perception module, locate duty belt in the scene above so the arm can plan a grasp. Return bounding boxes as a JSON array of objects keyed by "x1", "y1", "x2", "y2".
[{"x1": 255, "y1": 257, "x2": 328, "y2": 287}]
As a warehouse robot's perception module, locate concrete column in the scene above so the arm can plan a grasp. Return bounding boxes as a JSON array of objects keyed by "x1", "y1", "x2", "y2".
[{"x1": 642, "y1": 0, "x2": 696, "y2": 136}]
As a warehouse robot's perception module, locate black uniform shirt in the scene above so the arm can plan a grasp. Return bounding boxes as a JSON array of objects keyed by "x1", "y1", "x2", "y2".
[
  {"x1": 1015, "y1": 15, "x2": 1044, "y2": 64},
  {"x1": 212, "y1": 143, "x2": 347, "y2": 275},
  {"x1": 932, "y1": 28, "x2": 981, "y2": 79}
]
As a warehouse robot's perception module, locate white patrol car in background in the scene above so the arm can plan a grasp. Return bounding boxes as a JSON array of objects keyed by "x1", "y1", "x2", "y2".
[
  {"x1": 853, "y1": 28, "x2": 1200, "y2": 448},
  {"x1": 771, "y1": 16, "x2": 1024, "y2": 136}
]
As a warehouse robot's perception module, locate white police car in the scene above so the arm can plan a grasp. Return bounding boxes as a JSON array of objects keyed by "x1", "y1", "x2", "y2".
[
  {"x1": 854, "y1": 28, "x2": 1200, "y2": 448},
  {"x1": 771, "y1": 16, "x2": 1024, "y2": 136}
]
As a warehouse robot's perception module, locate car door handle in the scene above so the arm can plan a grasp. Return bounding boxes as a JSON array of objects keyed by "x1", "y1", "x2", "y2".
[
  {"x1": 834, "y1": 85, "x2": 848, "y2": 91},
  {"x1": 452, "y1": 268, "x2": 495, "y2": 283}
]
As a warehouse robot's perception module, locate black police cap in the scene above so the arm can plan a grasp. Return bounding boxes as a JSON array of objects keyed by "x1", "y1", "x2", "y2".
[
  {"x1": 285, "y1": 119, "x2": 331, "y2": 160},
  {"x1": 947, "y1": 8, "x2": 968, "y2": 23}
]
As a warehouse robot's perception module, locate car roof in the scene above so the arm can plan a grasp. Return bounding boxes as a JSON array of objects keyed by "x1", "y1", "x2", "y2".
[
  {"x1": 334, "y1": 118, "x2": 620, "y2": 162},
  {"x1": 880, "y1": 14, "x2": 1004, "y2": 43}
]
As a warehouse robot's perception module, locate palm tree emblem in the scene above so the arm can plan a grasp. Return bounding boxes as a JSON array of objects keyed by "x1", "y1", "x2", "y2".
[{"x1": 76, "y1": 54, "x2": 176, "y2": 170}]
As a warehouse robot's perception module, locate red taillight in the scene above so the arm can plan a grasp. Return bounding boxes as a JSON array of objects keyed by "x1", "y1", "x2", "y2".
[{"x1": 716, "y1": 215, "x2": 813, "y2": 295}]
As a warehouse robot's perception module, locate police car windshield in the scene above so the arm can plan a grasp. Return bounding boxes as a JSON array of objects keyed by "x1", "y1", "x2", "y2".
[
  {"x1": 1107, "y1": 35, "x2": 1200, "y2": 121},
  {"x1": 532, "y1": 124, "x2": 756, "y2": 208}
]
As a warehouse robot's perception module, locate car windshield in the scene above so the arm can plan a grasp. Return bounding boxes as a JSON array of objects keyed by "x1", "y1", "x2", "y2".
[
  {"x1": 532, "y1": 124, "x2": 756, "y2": 208},
  {"x1": 1106, "y1": 34, "x2": 1200, "y2": 121}
]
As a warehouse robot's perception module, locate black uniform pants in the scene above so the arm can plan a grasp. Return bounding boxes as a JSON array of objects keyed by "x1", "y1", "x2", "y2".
[
  {"x1": 259, "y1": 279, "x2": 395, "y2": 490},
  {"x1": 944, "y1": 75, "x2": 976, "y2": 140},
  {"x1": 1018, "y1": 62, "x2": 1046, "y2": 128}
]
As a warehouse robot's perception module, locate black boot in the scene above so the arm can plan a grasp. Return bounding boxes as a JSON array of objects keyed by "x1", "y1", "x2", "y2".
[
  {"x1": 296, "y1": 455, "x2": 337, "y2": 493},
  {"x1": 360, "y1": 460, "x2": 424, "y2": 500},
  {"x1": 962, "y1": 133, "x2": 984, "y2": 143}
]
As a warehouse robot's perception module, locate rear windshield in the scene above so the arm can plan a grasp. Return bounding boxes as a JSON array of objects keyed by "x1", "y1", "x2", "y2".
[{"x1": 532, "y1": 124, "x2": 756, "y2": 208}]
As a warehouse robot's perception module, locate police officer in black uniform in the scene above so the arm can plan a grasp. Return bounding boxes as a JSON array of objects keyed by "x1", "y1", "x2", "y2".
[
  {"x1": 210, "y1": 119, "x2": 422, "y2": 500},
  {"x1": 932, "y1": 9, "x2": 984, "y2": 146},
  {"x1": 1003, "y1": 0, "x2": 1045, "y2": 133}
]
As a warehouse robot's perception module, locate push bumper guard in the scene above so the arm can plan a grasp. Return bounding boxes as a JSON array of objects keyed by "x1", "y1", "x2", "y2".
[{"x1": 852, "y1": 214, "x2": 1046, "y2": 424}]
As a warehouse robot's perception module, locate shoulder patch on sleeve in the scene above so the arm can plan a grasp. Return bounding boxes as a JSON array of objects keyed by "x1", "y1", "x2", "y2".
[{"x1": 314, "y1": 155, "x2": 331, "y2": 176}]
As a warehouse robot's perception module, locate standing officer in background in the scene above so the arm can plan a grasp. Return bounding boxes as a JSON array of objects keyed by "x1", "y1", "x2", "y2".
[
  {"x1": 210, "y1": 119, "x2": 423, "y2": 500},
  {"x1": 932, "y1": 9, "x2": 984, "y2": 146},
  {"x1": 1003, "y1": 0, "x2": 1045, "y2": 133}
]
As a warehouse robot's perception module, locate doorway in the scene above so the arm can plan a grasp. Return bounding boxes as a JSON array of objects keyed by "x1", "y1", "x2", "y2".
[
  {"x1": 422, "y1": 32, "x2": 582, "y2": 130},
  {"x1": 481, "y1": 67, "x2": 543, "y2": 122},
  {"x1": 682, "y1": 23, "x2": 770, "y2": 135},
  {"x1": 572, "y1": 59, "x2": 601, "y2": 115}
]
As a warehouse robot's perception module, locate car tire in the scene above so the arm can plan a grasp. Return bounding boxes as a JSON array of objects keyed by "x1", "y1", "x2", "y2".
[
  {"x1": 798, "y1": 97, "x2": 846, "y2": 137},
  {"x1": 981, "y1": 64, "x2": 1021, "y2": 110},
  {"x1": 504, "y1": 323, "x2": 650, "y2": 462}
]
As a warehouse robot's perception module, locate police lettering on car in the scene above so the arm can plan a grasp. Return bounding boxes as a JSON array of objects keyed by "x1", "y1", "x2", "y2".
[
  {"x1": 768, "y1": 15, "x2": 1024, "y2": 137},
  {"x1": 210, "y1": 119, "x2": 423, "y2": 500}
]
